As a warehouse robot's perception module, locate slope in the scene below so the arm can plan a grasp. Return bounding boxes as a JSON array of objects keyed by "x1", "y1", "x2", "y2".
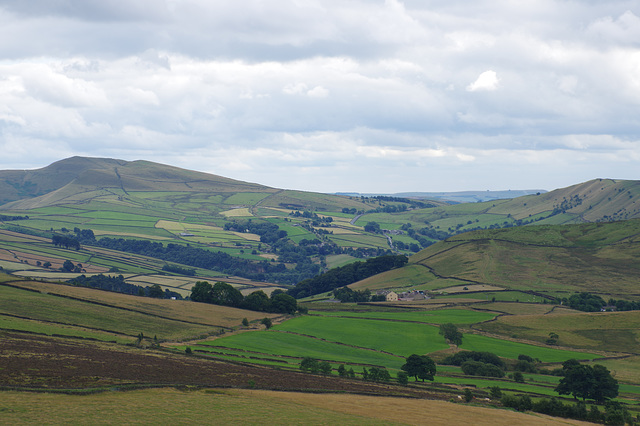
[{"x1": 353, "y1": 218, "x2": 640, "y2": 299}]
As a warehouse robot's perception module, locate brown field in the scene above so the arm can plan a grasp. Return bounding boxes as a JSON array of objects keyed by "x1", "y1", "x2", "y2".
[
  {"x1": 5, "y1": 280, "x2": 278, "y2": 328},
  {"x1": 0, "y1": 386, "x2": 593, "y2": 425}
]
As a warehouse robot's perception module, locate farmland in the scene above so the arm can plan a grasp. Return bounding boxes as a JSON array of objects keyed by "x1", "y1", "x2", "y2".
[{"x1": 2, "y1": 158, "x2": 640, "y2": 423}]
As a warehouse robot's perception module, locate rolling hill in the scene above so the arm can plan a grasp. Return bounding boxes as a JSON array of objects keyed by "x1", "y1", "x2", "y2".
[
  {"x1": 1, "y1": 156, "x2": 640, "y2": 294},
  {"x1": 351, "y1": 218, "x2": 640, "y2": 300}
]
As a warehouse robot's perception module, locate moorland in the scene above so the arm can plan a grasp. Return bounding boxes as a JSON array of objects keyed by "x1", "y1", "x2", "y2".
[{"x1": 1, "y1": 156, "x2": 639, "y2": 425}]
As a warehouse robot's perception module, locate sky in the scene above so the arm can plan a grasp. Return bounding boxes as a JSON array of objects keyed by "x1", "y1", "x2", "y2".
[{"x1": 0, "y1": 0, "x2": 639, "y2": 193}]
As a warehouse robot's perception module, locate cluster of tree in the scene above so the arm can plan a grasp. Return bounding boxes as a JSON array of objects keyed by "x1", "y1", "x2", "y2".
[
  {"x1": 0, "y1": 214, "x2": 29, "y2": 221},
  {"x1": 363, "y1": 221, "x2": 381, "y2": 233},
  {"x1": 336, "y1": 364, "x2": 356, "y2": 378},
  {"x1": 393, "y1": 240, "x2": 422, "y2": 253},
  {"x1": 401, "y1": 354, "x2": 436, "y2": 382},
  {"x1": 607, "y1": 298, "x2": 640, "y2": 312},
  {"x1": 161, "y1": 264, "x2": 196, "y2": 276},
  {"x1": 190, "y1": 281, "x2": 298, "y2": 314},
  {"x1": 51, "y1": 234, "x2": 80, "y2": 250},
  {"x1": 61, "y1": 259, "x2": 83, "y2": 273},
  {"x1": 555, "y1": 359, "x2": 619, "y2": 402},
  {"x1": 289, "y1": 210, "x2": 333, "y2": 226},
  {"x1": 95, "y1": 238, "x2": 310, "y2": 284},
  {"x1": 332, "y1": 287, "x2": 372, "y2": 303},
  {"x1": 502, "y1": 395, "x2": 633, "y2": 425},
  {"x1": 67, "y1": 274, "x2": 182, "y2": 299},
  {"x1": 461, "y1": 360, "x2": 505, "y2": 378},
  {"x1": 442, "y1": 351, "x2": 506, "y2": 378},
  {"x1": 73, "y1": 228, "x2": 96, "y2": 243},
  {"x1": 299, "y1": 357, "x2": 332, "y2": 374},
  {"x1": 224, "y1": 220, "x2": 287, "y2": 244},
  {"x1": 287, "y1": 254, "x2": 408, "y2": 298},
  {"x1": 370, "y1": 196, "x2": 436, "y2": 209},
  {"x1": 341, "y1": 207, "x2": 359, "y2": 215},
  {"x1": 513, "y1": 354, "x2": 539, "y2": 373},
  {"x1": 566, "y1": 293, "x2": 606, "y2": 312},
  {"x1": 439, "y1": 323, "x2": 463, "y2": 346},
  {"x1": 362, "y1": 366, "x2": 391, "y2": 382}
]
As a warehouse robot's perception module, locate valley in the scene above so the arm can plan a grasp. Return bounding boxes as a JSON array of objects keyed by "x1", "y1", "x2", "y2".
[{"x1": 1, "y1": 157, "x2": 640, "y2": 424}]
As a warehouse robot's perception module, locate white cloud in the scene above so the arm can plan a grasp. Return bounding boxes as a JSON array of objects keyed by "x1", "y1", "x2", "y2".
[
  {"x1": 466, "y1": 70, "x2": 499, "y2": 92},
  {"x1": 0, "y1": 0, "x2": 638, "y2": 192}
]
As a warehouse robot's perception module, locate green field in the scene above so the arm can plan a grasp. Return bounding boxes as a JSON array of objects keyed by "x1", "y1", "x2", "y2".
[{"x1": 312, "y1": 308, "x2": 498, "y2": 325}]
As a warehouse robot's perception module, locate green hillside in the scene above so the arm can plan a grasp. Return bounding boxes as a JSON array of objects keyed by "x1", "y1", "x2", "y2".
[
  {"x1": 352, "y1": 218, "x2": 640, "y2": 300},
  {"x1": 2, "y1": 157, "x2": 640, "y2": 293}
]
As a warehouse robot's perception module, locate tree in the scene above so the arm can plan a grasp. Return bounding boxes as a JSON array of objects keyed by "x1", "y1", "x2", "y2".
[
  {"x1": 397, "y1": 371, "x2": 409, "y2": 385},
  {"x1": 300, "y1": 357, "x2": 320, "y2": 373},
  {"x1": 401, "y1": 354, "x2": 436, "y2": 382},
  {"x1": 555, "y1": 360, "x2": 618, "y2": 402},
  {"x1": 364, "y1": 221, "x2": 381, "y2": 233},
  {"x1": 464, "y1": 388, "x2": 473, "y2": 402},
  {"x1": 512, "y1": 371, "x2": 525, "y2": 383},
  {"x1": 270, "y1": 292, "x2": 297, "y2": 314},
  {"x1": 242, "y1": 317, "x2": 249, "y2": 327},
  {"x1": 148, "y1": 284, "x2": 164, "y2": 298},
  {"x1": 62, "y1": 259, "x2": 75, "y2": 272},
  {"x1": 190, "y1": 281, "x2": 213, "y2": 303},
  {"x1": 439, "y1": 323, "x2": 463, "y2": 346},
  {"x1": 261, "y1": 317, "x2": 273, "y2": 329},
  {"x1": 211, "y1": 281, "x2": 244, "y2": 307},
  {"x1": 319, "y1": 361, "x2": 332, "y2": 375},
  {"x1": 244, "y1": 290, "x2": 270, "y2": 311},
  {"x1": 337, "y1": 364, "x2": 346, "y2": 377}
]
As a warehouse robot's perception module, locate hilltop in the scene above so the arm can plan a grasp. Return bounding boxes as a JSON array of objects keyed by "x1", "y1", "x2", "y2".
[{"x1": 0, "y1": 156, "x2": 276, "y2": 209}]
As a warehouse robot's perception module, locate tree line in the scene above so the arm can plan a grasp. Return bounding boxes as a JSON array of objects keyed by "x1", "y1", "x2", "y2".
[
  {"x1": 190, "y1": 281, "x2": 299, "y2": 314},
  {"x1": 287, "y1": 254, "x2": 408, "y2": 299},
  {"x1": 68, "y1": 274, "x2": 182, "y2": 299}
]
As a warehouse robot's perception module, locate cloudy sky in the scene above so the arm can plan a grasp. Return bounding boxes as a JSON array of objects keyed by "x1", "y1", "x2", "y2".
[{"x1": 1, "y1": 0, "x2": 639, "y2": 193}]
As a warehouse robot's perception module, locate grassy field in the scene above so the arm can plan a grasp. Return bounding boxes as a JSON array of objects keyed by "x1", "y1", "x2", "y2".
[
  {"x1": 0, "y1": 387, "x2": 587, "y2": 426},
  {"x1": 476, "y1": 310, "x2": 640, "y2": 353},
  {"x1": 311, "y1": 308, "x2": 498, "y2": 325}
]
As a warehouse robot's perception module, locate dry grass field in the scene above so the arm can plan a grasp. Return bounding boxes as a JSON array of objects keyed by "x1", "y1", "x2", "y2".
[
  {"x1": 5, "y1": 279, "x2": 278, "y2": 328},
  {"x1": 0, "y1": 388, "x2": 594, "y2": 425}
]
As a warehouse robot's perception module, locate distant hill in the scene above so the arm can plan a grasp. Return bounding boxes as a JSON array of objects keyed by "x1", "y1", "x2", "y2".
[
  {"x1": 0, "y1": 156, "x2": 276, "y2": 209},
  {"x1": 338, "y1": 189, "x2": 547, "y2": 203},
  {"x1": 1, "y1": 157, "x2": 640, "y2": 289},
  {"x1": 351, "y1": 218, "x2": 640, "y2": 300}
]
